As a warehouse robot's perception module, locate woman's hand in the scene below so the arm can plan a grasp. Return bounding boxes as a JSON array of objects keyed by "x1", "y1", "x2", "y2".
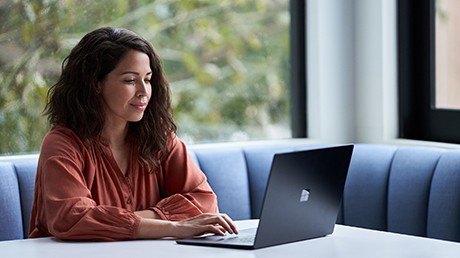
[
  {"x1": 172, "y1": 213, "x2": 239, "y2": 239},
  {"x1": 136, "y1": 213, "x2": 238, "y2": 239}
]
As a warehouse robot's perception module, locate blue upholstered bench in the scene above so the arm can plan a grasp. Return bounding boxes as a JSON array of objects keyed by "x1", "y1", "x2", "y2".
[
  {"x1": 0, "y1": 158, "x2": 38, "y2": 241},
  {"x1": 1, "y1": 144, "x2": 460, "y2": 242}
]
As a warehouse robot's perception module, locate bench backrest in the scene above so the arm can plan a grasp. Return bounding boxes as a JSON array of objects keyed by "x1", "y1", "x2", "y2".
[{"x1": 1, "y1": 144, "x2": 460, "y2": 243}]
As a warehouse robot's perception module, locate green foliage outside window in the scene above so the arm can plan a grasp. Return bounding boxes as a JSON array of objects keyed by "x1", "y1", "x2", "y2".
[{"x1": 0, "y1": 0, "x2": 291, "y2": 154}]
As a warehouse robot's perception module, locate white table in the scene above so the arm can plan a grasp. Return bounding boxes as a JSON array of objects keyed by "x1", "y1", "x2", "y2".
[{"x1": 2, "y1": 220, "x2": 460, "y2": 258}]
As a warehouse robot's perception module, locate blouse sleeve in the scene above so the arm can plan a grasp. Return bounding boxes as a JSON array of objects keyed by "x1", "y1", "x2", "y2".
[
  {"x1": 151, "y1": 135, "x2": 219, "y2": 221},
  {"x1": 31, "y1": 130, "x2": 141, "y2": 241}
]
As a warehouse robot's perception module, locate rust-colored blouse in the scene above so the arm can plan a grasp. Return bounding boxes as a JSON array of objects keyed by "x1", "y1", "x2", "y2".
[{"x1": 29, "y1": 125, "x2": 218, "y2": 241}]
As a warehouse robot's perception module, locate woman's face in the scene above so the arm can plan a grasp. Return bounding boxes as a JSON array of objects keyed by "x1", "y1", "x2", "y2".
[{"x1": 98, "y1": 50, "x2": 152, "y2": 126}]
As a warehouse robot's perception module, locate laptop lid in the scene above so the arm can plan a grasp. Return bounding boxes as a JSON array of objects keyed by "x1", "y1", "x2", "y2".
[
  {"x1": 253, "y1": 144, "x2": 353, "y2": 248},
  {"x1": 177, "y1": 145, "x2": 354, "y2": 249}
]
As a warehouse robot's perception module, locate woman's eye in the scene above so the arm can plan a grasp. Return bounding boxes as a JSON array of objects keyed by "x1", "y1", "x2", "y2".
[
  {"x1": 144, "y1": 79, "x2": 151, "y2": 83},
  {"x1": 124, "y1": 79, "x2": 135, "y2": 83}
]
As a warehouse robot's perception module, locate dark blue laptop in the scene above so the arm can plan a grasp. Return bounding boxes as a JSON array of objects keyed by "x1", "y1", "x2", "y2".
[{"x1": 177, "y1": 145, "x2": 354, "y2": 249}]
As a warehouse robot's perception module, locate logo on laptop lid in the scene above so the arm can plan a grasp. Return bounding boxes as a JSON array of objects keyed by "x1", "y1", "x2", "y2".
[{"x1": 300, "y1": 189, "x2": 310, "y2": 202}]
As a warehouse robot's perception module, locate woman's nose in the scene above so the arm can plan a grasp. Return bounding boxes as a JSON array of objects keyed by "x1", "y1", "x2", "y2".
[{"x1": 136, "y1": 80, "x2": 150, "y2": 96}]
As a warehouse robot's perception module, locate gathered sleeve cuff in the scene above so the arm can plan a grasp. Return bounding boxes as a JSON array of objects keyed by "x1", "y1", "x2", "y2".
[
  {"x1": 150, "y1": 194, "x2": 202, "y2": 221},
  {"x1": 47, "y1": 204, "x2": 142, "y2": 241},
  {"x1": 154, "y1": 135, "x2": 219, "y2": 221}
]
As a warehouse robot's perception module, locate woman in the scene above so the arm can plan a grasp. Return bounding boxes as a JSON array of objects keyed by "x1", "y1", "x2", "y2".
[{"x1": 29, "y1": 27, "x2": 237, "y2": 241}]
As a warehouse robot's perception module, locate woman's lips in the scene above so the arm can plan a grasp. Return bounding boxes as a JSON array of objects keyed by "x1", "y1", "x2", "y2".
[{"x1": 131, "y1": 103, "x2": 147, "y2": 110}]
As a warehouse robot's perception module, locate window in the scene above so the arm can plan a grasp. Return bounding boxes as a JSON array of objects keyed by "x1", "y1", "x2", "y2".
[
  {"x1": 434, "y1": 0, "x2": 460, "y2": 109},
  {"x1": 399, "y1": 0, "x2": 460, "y2": 144},
  {"x1": 0, "y1": 0, "x2": 304, "y2": 155}
]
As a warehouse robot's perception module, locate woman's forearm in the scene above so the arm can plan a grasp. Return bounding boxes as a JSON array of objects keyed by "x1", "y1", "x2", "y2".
[
  {"x1": 134, "y1": 209, "x2": 161, "y2": 219},
  {"x1": 136, "y1": 218, "x2": 176, "y2": 239}
]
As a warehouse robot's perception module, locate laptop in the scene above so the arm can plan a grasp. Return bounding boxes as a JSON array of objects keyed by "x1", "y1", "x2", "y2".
[{"x1": 176, "y1": 145, "x2": 354, "y2": 249}]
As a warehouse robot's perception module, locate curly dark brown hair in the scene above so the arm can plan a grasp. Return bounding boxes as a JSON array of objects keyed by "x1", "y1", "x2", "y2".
[{"x1": 44, "y1": 27, "x2": 177, "y2": 173}]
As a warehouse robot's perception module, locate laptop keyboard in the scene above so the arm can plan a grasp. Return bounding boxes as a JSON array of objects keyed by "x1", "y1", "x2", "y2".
[
  {"x1": 218, "y1": 234, "x2": 255, "y2": 244},
  {"x1": 214, "y1": 227, "x2": 257, "y2": 244}
]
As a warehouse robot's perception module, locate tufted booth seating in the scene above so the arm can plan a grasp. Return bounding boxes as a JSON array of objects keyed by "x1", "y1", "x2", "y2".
[{"x1": 1, "y1": 144, "x2": 460, "y2": 243}]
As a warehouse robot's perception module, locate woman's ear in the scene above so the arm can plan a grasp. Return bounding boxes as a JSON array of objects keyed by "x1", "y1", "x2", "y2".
[{"x1": 96, "y1": 80, "x2": 102, "y2": 94}]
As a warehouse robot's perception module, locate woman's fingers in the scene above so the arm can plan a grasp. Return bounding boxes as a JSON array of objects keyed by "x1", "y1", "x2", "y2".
[
  {"x1": 202, "y1": 213, "x2": 238, "y2": 235},
  {"x1": 216, "y1": 213, "x2": 238, "y2": 235},
  {"x1": 174, "y1": 213, "x2": 238, "y2": 239}
]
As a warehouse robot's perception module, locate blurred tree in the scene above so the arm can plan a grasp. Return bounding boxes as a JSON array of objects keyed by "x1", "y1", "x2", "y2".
[{"x1": 0, "y1": 0, "x2": 290, "y2": 154}]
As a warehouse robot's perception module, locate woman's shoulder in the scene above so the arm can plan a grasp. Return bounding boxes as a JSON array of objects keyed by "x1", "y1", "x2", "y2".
[
  {"x1": 164, "y1": 133, "x2": 193, "y2": 162},
  {"x1": 43, "y1": 124, "x2": 82, "y2": 144},
  {"x1": 166, "y1": 132, "x2": 182, "y2": 152},
  {"x1": 40, "y1": 124, "x2": 89, "y2": 160}
]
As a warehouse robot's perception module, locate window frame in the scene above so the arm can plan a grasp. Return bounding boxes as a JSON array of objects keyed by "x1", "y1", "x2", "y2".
[
  {"x1": 290, "y1": 0, "x2": 307, "y2": 138},
  {"x1": 398, "y1": 0, "x2": 460, "y2": 144}
]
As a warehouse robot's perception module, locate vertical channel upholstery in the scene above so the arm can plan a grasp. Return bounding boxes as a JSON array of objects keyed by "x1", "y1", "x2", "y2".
[
  {"x1": 342, "y1": 144, "x2": 397, "y2": 231},
  {"x1": 192, "y1": 148, "x2": 251, "y2": 220},
  {"x1": 387, "y1": 147, "x2": 444, "y2": 237},
  {"x1": 427, "y1": 150, "x2": 460, "y2": 242},
  {"x1": 14, "y1": 159, "x2": 38, "y2": 238},
  {"x1": 0, "y1": 163, "x2": 23, "y2": 241}
]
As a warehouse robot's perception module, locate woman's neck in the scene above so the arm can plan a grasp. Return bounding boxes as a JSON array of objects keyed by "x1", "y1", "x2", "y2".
[{"x1": 100, "y1": 122, "x2": 129, "y2": 150}]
